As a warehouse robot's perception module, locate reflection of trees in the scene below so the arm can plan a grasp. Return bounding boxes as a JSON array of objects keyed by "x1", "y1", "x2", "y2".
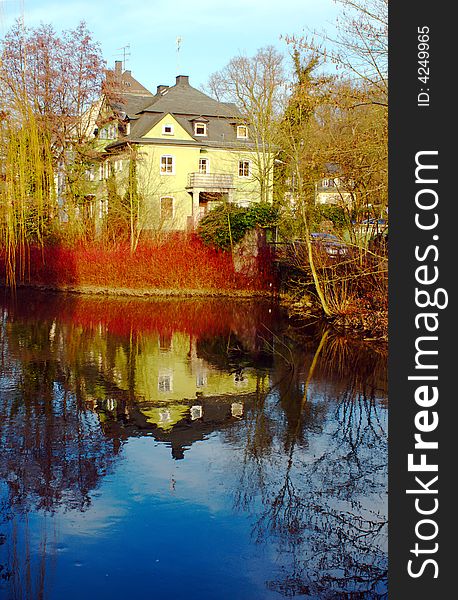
[
  {"x1": 232, "y1": 330, "x2": 388, "y2": 598},
  {"x1": 0, "y1": 312, "x2": 128, "y2": 515},
  {"x1": 0, "y1": 312, "x2": 124, "y2": 598},
  {"x1": 1, "y1": 292, "x2": 388, "y2": 598}
]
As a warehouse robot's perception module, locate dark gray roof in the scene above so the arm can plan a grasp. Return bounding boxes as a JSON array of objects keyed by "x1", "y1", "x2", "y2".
[
  {"x1": 113, "y1": 93, "x2": 157, "y2": 120},
  {"x1": 107, "y1": 75, "x2": 255, "y2": 151},
  {"x1": 109, "y1": 69, "x2": 154, "y2": 120},
  {"x1": 129, "y1": 112, "x2": 164, "y2": 137},
  {"x1": 140, "y1": 75, "x2": 240, "y2": 118}
]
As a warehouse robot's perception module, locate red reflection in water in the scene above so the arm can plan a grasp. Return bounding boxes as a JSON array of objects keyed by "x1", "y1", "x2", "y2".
[{"x1": 2, "y1": 291, "x2": 279, "y2": 339}]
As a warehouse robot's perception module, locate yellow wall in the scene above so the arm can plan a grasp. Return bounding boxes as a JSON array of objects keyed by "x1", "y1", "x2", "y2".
[{"x1": 109, "y1": 114, "x2": 272, "y2": 231}]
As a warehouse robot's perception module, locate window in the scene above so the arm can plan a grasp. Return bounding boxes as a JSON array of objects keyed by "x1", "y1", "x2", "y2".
[
  {"x1": 159, "y1": 332, "x2": 172, "y2": 351},
  {"x1": 198, "y1": 158, "x2": 209, "y2": 174},
  {"x1": 99, "y1": 162, "x2": 110, "y2": 180},
  {"x1": 237, "y1": 125, "x2": 248, "y2": 139},
  {"x1": 194, "y1": 122, "x2": 207, "y2": 136},
  {"x1": 190, "y1": 405, "x2": 203, "y2": 420},
  {"x1": 322, "y1": 178, "x2": 336, "y2": 188},
  {"x1": 85, "y1": 167, "x2": 95, "y2": 181},
  {"x1": 160, "y1": 155, "x2": 175, "y2": 174},
  {"x1": 196, "y1": 373, "x2": 207, "y2": 387},
  {"x1": 158, "y1": 373, "x2": 173, "y2": 393},
  {"x1": 160, "y1": 196, "x2": 174, "y2": 220},
  {"x1": 238, "y1": 160, "x2": 251, "y2": 177},
  {"x1": 231, "y1": 402, "x2": 244, "y2": 418},
  {"x1": 162, "y1": 124, "x2": 174, "y2": 135}
]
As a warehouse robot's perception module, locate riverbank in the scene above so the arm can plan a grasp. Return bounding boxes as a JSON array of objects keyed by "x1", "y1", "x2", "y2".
[
  {"x1": 281, "y1": 291, "x2": 388, "y2": 342},
  {"x1": 4, "y1": 281, "x2": 273, "y2": 298}
]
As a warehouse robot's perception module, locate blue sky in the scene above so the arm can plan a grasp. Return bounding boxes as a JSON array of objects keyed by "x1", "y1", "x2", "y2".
[{"x1": 1, "y1": 0, "x2": 340, "y2": 92}]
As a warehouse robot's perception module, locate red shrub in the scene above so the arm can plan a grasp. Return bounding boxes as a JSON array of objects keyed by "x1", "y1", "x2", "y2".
[{"x1": 1, "y1": 234, "x2": 274, "y2": 292}]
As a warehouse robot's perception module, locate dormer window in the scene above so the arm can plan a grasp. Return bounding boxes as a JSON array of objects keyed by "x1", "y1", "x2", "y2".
[
  {"x1": 162, "y1": 124, "x2": 174, "y2": 135},
  {"x1": 237, "y1": 125, "x2": 248, "y2": 139},
  {"x1": 194, "y1": 122, "x2": 207, "y2": 136}
]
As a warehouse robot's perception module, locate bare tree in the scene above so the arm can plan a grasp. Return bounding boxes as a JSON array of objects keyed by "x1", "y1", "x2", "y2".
[
  {"x1": 207, "y1": 46, "x2": 286, "y2": 204},
  {"x1": 286, "y1": 0, "x2": 388, "y2": 107},
  {"x1": 0, "y1": 20, "x2": 107, "y2": 153}
]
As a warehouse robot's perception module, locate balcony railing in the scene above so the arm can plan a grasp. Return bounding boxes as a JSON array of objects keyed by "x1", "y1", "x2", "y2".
[{"x1": 187, "y1": 172, "x2": 235, "y2": 190}]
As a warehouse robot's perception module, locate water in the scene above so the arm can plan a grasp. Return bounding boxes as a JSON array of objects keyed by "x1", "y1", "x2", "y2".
[{"x1": 0, "y1": 291, "x2": 387, "y2": 599}]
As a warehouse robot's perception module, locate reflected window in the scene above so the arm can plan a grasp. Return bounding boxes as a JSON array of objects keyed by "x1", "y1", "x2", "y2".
[
  {"x1": 158, "y1": 373, "x2": 173, "y2": 393},
  {"x1": 196, "y1": 373, "x2": 207, "y2": 387},
  {"x1": 234, "y1": 369, "x2": 247, "y2": 386},
  {"x1": 159, "y1": 409, "x2": 171, "y2": 423},
  {"x1": 190, "y1": 405, "x2": 203, "y2": 420},
  {"x1": 231, "y1": 402, "x2": 243, "y2": 418},
  {"x1": 159, "y1": 332, "x2": 172, "y2": 351}
]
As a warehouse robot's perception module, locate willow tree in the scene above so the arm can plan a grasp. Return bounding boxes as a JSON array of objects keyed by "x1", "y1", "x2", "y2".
[
  {"x1": 0, "y1": 21, "x2": 111, "y2": 247},
  {"x1": 0, "y1": 101, "x2": 55, "y2": 284}
]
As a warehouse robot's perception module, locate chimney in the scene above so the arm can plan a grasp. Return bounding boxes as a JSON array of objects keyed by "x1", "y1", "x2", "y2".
[
  {"x1": 176, "y1": 75, "x2": 189, "y2": 86},
  {"x1": 157, "y1": 85, "x2": 168, "y2": 94},
  {"x1": 115, "y1": 60, "x2": 122, "y2": 75}
]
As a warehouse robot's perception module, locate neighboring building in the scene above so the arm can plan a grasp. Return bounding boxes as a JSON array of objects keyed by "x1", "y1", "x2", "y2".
[
  {"x1": 314, "y1": 163, "x2": 353, "y2": 207},
  {"x1": 99, "y1": 70, "x2": 272, "y2": 231}
]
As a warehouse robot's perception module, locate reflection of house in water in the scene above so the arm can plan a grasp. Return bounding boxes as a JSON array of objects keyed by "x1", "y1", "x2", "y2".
[
  {"x1": 95, "y1": 392, "x2": 254, "y2": 460},
  {"x1": 91, "y1": 330, "x2": 263, "y2": 459},
  {"x1": 111, "y1": 331, "x2": 258, "y2": 407}
]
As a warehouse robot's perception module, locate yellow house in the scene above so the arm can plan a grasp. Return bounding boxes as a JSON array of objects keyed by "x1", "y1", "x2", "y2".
[{"x1": 103, "y1": 71, "x2": 273, "y2": 231}]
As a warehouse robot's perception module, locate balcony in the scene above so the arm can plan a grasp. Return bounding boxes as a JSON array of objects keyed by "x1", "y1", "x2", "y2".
[{"x1": 186, "y1": 172, "x2": 235, "y2": 191}]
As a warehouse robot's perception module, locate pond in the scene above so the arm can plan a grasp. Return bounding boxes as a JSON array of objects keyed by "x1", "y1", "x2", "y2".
[{"x1": 0, "y1": 291, "x2": 387, "y2": 600}]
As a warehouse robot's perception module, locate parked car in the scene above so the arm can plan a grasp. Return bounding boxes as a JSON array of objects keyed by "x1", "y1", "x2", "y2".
[
  {"x1": 361, "y1": 218, "x2": 387, "y2": 228},
  {"x1": 310, "y1": 232, "x2": 349, "y2": 258}
]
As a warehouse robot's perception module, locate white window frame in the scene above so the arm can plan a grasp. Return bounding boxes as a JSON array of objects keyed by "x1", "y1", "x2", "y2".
[
  {"x1": 162, "y1": 123, "x2": 174, "y2": 135},
  {"x1": 237, "y1": 125, "x2": 248, "y2": 139},
  {"x1": 198, "y1": 158, "x2": 209, "y2": 174},
  {"x1": 238, "y1": 160, "x2": 251, "y2": 178},
  {"x1": 160, "y1": 196, "x2": 175, "y2": 220},
  {"x1": 160, "y1": 155, "x2": 175, "y2": 175},
  {"x1": 194, "y1": 122, "x2": 207, "y2": 136},
  {"x1": 158, "y1": 372, "x2": 173, "y2": 393}
]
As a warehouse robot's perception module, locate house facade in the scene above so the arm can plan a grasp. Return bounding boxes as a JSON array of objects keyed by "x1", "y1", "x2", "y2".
[
  {"x1": 94, "y1": 68, "x2": 273, "y2": 232},
  {"x1": 314, "y1": 164, "x2": 353, "y2": 207}
]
